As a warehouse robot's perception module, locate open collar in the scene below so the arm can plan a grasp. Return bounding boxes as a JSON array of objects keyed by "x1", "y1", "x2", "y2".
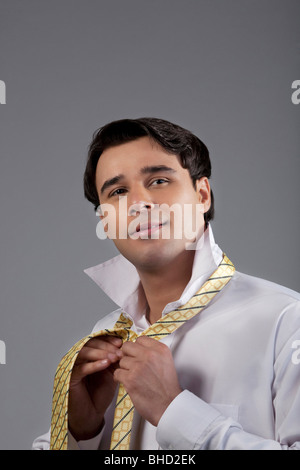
[{"x1": 84, "y1": 224, "x2": 223, "y2": 319}]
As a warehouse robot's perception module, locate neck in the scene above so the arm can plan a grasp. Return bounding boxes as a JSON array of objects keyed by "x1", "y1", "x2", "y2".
[{"x1": 137, "y1": 249, "x2": 195, "y2": 324}]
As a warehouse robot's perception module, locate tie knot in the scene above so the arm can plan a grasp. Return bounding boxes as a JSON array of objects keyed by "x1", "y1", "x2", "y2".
[
  {"x1": 114, "y1": 313, "x2": 133, "y2": 329},
  {"x1": 107, "y1": 313, "x2": 137, "y2": 343}
]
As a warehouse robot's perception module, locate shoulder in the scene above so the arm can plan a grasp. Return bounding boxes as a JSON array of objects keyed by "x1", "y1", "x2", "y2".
[
  {"x1": 228, "y1": 270, "x2": 300, "y2": 339},
  {"x1": 231, "y1": 270, "x2": 300, "y2": 304}
]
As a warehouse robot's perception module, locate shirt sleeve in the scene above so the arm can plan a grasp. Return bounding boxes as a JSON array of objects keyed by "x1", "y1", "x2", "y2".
[
  {"x1": 32, "y1": 429, "x2": 51, "y2": 450},
  {"x1": 157, "y1": 305, "x2": 300, "y2": 451},
  {"x1": 32, "y1": 314, "x2": 120, "y2": 450},
  {"x1": 156, "y1": 391, "x2": 299, "y2": 450},
  {"x1": 69, "y1": 430, "x2": 103, "y2": 450},
  {"x1": 32, "y1": 427, "x2": 104, "y2": 450}
]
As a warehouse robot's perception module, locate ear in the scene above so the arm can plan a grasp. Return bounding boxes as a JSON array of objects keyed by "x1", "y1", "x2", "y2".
[{"x1": 195, "y1": 177, "x2": 211, "y2": 214}]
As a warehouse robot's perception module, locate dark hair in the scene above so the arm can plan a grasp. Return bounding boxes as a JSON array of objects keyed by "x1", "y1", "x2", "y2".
[{"x1": 83, "y1": 117, "x2": 214, "y2": 227}]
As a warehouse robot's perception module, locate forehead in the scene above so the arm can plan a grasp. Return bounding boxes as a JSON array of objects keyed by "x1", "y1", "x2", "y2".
[{"x1": 95, "y1": 136, "x2": 182, "y2": 180}]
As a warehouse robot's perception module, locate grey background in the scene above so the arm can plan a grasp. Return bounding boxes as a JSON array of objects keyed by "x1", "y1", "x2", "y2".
[{"x1": 0, "y1": 0, "x2": 299, "y2": 450}]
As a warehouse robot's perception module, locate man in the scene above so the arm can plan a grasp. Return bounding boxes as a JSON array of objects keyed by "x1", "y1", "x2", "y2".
[{"x1": 33, "y1": 118, "x2": 300, "y2": 450}]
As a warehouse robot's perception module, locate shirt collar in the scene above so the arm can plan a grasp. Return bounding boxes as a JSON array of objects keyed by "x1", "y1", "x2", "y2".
[{"x1": 84, "y1": 224, "x2": 223, "y2": 319}]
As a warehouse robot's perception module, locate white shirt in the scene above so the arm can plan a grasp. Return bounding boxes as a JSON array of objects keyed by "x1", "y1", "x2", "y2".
[{"x1": 33, "y1": 225, "x2": 300, "y2": 450}]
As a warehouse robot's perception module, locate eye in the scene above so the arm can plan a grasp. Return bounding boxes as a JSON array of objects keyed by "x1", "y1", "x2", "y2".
[
  {"x1": 110, "y1": 187, "x2": 127, "y2": 197},
  {"x1": 150, "y1": 178, "x2": 169, "y2": 186}
]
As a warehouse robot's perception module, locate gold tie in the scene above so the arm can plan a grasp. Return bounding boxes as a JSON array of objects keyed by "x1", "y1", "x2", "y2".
[{"x1": 50, "y1": 254, "x2": 235, "y2": 450}]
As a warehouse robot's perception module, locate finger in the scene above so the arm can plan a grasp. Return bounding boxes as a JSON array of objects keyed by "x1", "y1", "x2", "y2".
[
  {"x1": 121, "y1": 336, "x2": 160, "y2": 357},
  {"x1": 113, "y1": 367, "x2": 126, "y2": 384},
  {"x1": 135, "y1": 336, "x2": 161, "y2": 347},
  {"x1": 103, "y1": 335, "x2": 123, "y2": 346},
  {"x1": 121, "y1": 340, "x2": 144, "y2": 357},
  {"x1": 75, "y1": 346, "x2": 122, "y2": 364},
  {"x1": 135, "y1": 336, "x2": 170, "y2": 354},
  {"x1": 118, "y1": 356, "x2": 135, "y2": 371},
  {"x1": 87, "y1": 335, "x2": 123, "y2": 347},
  {"x1": 86, "y1": 335, "x2": 123, "y2": 353},
  {"x1": 71, "y1": 358, "x2": 111, "y2": 382}
]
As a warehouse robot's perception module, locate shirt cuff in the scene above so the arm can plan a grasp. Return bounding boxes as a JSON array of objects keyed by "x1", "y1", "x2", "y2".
[
  {"x1": 156, "y1": 390, "x2": 221, "y2": 450},
  {"x1": 67, "y1": 428, "x2": 104, "y2": 450}
]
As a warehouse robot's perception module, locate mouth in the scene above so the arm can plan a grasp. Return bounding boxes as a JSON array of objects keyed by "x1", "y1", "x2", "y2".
[{"x1": 132, "y1": 221, "x2": 167, "y2": 238}]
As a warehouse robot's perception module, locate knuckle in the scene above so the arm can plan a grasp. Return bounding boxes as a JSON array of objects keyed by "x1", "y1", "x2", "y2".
[
  {"x1": 136, "y1": 336, "x2": 147, "y2": 344},
  {"x1": 158, "y1": 342, "x2": 170, "y2": 356},
  {"x1": 118, "y1": 357, "x2": 126, "y2": 368},
  {"x1": 113, "y1": 368, "x2": 120, "y2": 381},
  {"x1": 122, "y1": 341, "x2": 128, "y2": 350},
  {"x1": 145, "y1": 349, "x2": 156, "y2": 361}
]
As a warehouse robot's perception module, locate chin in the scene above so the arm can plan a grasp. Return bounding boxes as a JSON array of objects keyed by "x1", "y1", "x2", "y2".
[{"x1": 117, "y1": 238, "x2": 184, "y2": 271}]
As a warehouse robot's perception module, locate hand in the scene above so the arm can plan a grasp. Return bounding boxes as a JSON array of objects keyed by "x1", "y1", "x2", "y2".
[
  {"x1": 114, "y1": 336, "x2": 182, "y2": 426},
  {"x1": 68, "y1": 335, "x2": 123, "y2": 441}
]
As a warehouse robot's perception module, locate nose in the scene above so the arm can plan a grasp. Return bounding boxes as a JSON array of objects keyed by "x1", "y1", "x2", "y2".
[
  {"x1": 127, "y1": 184, "x2": 155, "y2": 216},
  {"x1": 128, "y1": 200, "x2": 155, "y2": 216}
]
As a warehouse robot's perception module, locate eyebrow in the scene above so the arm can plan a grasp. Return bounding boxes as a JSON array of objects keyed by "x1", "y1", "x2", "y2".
[
  {"x1": 100, "y1": 175, "x2": 125, "y2": 195},
  {"x1": 140, "y1": 165, "x2": 176, "y2": 175},
  {"x1": 100, "y1": 165, "x2": 176, "y2": 195}
]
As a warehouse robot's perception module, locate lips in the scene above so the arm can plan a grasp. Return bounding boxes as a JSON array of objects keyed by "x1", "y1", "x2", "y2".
[
  {"x1": 127, "y1": 212, "x2": 169, "y2": 238},
  {"x1": 136, "y1": 222, "x2": 162, "y2": 233},
  {"x1": 128, "y1": 218, "x2": 169, "y2": 238},
  {"x1": 134, "y1": 222, "x2": 164, "y2": 237}
]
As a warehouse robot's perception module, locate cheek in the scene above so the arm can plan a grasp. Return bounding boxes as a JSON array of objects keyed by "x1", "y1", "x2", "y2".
[
  {"x1": 100, "y1": 199, "x2": 129, "y2": 240},
  {"x1": 98, "y1": 207, "x2": 119, "y2": 239},
  {"x1": 115, "y1": 209, "x2": 129, "y2": 239},
  {"x1": 162, "y1": 183, "x2": 199, "y2": 206},
  {"x1": 168, "y1": 202, "x2": 205, "y2": 242}
]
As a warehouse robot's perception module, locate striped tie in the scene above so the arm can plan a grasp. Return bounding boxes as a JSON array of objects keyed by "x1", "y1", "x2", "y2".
[{"x1": 50, "y1": 254, "x2": 235, "y2": 450}]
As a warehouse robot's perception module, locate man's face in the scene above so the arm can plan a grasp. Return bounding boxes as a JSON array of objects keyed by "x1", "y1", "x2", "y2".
[{"x1": 95, "y1": 136, "x2": 211, "y2": 271}]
